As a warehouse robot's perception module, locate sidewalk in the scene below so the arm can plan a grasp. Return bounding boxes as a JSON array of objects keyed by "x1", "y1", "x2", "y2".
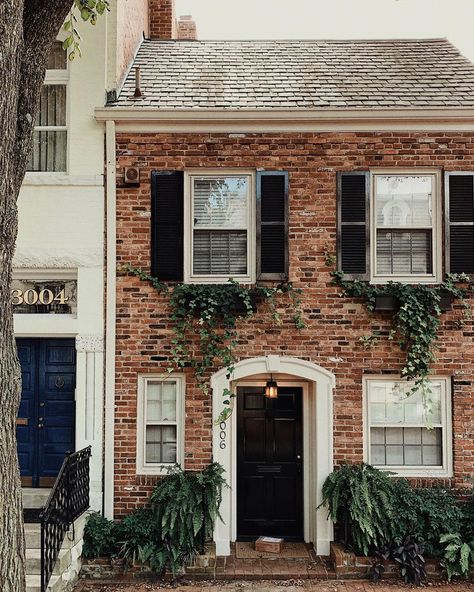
[{"x1": 75, "y1": 579, "x2": 474, "y2": 592}]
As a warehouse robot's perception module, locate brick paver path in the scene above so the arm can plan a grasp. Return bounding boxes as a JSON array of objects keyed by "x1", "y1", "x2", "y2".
[{"x1": 75, "y1": 580, "x2": 474, "y2": 592}]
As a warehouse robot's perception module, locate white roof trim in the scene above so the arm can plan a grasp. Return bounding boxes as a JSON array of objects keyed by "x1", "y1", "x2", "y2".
[{"x1": 95, "y1": 107, "x2": 474, "y2": 132}]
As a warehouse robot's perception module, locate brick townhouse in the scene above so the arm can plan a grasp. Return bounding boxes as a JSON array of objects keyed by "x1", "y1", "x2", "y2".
[{"x1": 97, "y1": 0, "x2": 474, "y2": 557}]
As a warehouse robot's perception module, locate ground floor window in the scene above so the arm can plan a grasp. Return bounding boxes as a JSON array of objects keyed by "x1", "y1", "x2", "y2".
[
  {"x1": 136, "y1": 374, "x2": 185, "y2": 474},
  {"x1": 364, "y1": 377, "x2": 452, "y2": 477}
]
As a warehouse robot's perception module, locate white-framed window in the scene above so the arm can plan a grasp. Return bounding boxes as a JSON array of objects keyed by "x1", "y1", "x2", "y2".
[
  {"x1": 27, "y1": 41, "x2": 68, "y2": 172},
  {"x1": 136, "y1": 375, "x2": 185, "y2": 475},
  {"x1": 184, "y1": 171, "x2": 255, "y2": 283},
  {"x1": 371, "y1": 171, "x2": 441, "y2": 283},
  {"x1": 363, "y1": 377, "x2": 452, "y2": 477}
]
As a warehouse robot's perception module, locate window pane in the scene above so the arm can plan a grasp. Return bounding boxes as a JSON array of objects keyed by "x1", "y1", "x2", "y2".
[
  {"x1": 376, "y1": 230, "x2": 432, "y2": 275},
  {"x1": 27, "y1": 130, "x2": 67, "y2": 172},
  {"x1": 162, "y1": 382, "x2": 177, "y2": 421},
  {"x1": 193, "y1": 230, "x2": 247, "y2": 275},
  {"x1": 146, "y1": 425, "x2": 177, "y2": 463},
  {"x1": 35, "y1": 85, "x2": 66, "y2": 127},
  {"x1": 193, "y1": 177, "x2": 248, "y2": 227},
  {"x1": 370, "y1": 426, "x2": 443, "y2": 467},
  {"x1": 386, "y1": 445, "x2": 404, "y2": 465},
  {"x1": 369, "y1": 381, "x2": 441, "y2": 426},
  {"x1": 146, "y1": 381, "x2": 176, "y2": 422},
  {"x1": 375, "y1": 176, "x2": 433, "y2": 227},
  {"x1": 47, "y1": 41, "x2": 67, "y2": 69}
]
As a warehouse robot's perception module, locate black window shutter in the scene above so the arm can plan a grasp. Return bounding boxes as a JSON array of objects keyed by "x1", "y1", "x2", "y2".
[
  {"x1": 257, "y1": 171, "x2": 289, "y2": 281},
  {"x1": 445, "y1": 172, "x2": 474, "y2": 276},
  {"x1": 151, "y1": 171, "x2": 184, "y2": 281},
  {"x1": 337, "y1": 172, "x2": 370, "y2": 279}
]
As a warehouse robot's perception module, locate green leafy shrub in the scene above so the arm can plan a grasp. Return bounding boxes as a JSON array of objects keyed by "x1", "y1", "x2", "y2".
[
  {"x1": 320, "y1": 463, "x2": 396, "y2": 555},
  {"x1": 391, "y1": 480, "x2": 463, "y2": 556},
  {"x1": 440, "y1": 533, "x2": 474, "y2": 581},
  {"x1": 82, "y1": 463, "x2": 226, "y2": 577},
  {"x1": 82, "y1": 512, "x2": 120, "y2": 559},
  {"x1": 461, "y1": 488, "x2": 474, "y2": 542},
  {"x1": 150, "y1": 462, "x2": 226, "y2": 574},
  {"x1": 115, "y1": 507, "x2": 160, "y2": 569},
  {"x1": 392, "y1": 536, "x2": 427, "y2": 586}
]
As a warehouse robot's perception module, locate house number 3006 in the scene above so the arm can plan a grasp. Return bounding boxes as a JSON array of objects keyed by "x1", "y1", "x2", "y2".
[{"x1": 12, "y1": 288, "x2": 69, "y2": 306}]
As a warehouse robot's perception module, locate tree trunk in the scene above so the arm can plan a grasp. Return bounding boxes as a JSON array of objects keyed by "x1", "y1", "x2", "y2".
[{"x1": 0, "y1": 3, "x2": 83, "y2": 589}]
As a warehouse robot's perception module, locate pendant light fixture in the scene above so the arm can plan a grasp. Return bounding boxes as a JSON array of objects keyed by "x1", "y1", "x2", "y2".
[{"x1": 265, "y1": 374, "x2": 278, "y2": 399}]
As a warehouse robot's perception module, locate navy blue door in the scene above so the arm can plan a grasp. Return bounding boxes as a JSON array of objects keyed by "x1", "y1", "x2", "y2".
[{"x1": 16, "y1": 339, "x2": 76, "y2": 487}]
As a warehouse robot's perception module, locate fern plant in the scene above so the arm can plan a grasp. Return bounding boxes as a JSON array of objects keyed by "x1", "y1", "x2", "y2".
[
  {"x1": 440, "y1": 533, "x2": 474, "y2": 581},
  {"x1": 320, "y1": 463, "x2": 396, "y2": 556},
  {"x1": 150, "y1": 463, "x2": 226, "y2": 574}
]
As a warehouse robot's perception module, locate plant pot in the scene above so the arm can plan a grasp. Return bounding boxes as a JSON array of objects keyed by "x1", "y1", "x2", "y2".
[
  {"x1": 439, "y1": 289, "x2": 453, "y2": 312},
  {"x1": 374, "y1": 295, "x2": 398, "y2": 311},
  {"x1": 230, "y1": 292, "x2": 258, "y2": 314}
]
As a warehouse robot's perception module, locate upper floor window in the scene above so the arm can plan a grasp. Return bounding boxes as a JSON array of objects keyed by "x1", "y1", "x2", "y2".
[
  {"x1": 27, "y1": 42, "x2": 68, "y2": 172},
  {"x1": 364, "y1": 377, "x2": 452, "y2": 477},
  {"x1": 337, "y1": 170, "x2": 442, "y2": 283},
  {"x1": 188, "y1": 173, "x2": 254, "y2": 282},
  {"x1": 151, "y1": 169, "x2": 289, "y2": 284}
]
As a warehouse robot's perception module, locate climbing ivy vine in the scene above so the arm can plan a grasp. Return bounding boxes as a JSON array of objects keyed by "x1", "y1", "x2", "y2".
[
  {"x1": 331, "y1": 269, "x2": 472, "y2": 417},
  {"x1": 123, "y1": 264, "x2": 304, "y2": 423}
]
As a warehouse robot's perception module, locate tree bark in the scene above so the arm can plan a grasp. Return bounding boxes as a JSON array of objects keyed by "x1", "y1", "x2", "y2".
[{"x1": 0, "y1": 2, "x2": 82, "y2": 590}]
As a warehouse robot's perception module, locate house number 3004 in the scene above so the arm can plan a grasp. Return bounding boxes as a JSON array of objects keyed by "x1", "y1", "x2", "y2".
[{"x1": 12, "y1": 288, "x2": 69, "y2": 306}]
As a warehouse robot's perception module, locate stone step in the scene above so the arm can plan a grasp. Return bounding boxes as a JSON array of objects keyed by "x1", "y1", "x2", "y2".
[
  {"x1": 26, "y1": 548, "x2": 71, "y2": 576},
  {"x1": 26, "y1": 574, "x2": 60, "y2": 592},
  {"x1": 22, "y1": 488, "x2": 51, "y2": 510},
  {"x1": 25, "y1": 523, "x2": 41, "y2": 549}
]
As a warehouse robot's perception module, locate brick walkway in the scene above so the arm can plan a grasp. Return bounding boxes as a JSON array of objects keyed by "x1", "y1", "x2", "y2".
[{"x1": 75, "y1": 580, "x2": 474, "y2": 592}]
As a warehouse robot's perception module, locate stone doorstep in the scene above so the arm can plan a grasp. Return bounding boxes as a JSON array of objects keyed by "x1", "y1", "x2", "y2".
[{"x1": 26, "y1": 574, "x2": 61, "y2": 592}]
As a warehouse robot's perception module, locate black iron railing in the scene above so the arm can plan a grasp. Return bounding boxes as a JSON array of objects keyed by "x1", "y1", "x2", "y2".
[{"x1": 40, "y1": 446, "x2": 91, "y2": 592}]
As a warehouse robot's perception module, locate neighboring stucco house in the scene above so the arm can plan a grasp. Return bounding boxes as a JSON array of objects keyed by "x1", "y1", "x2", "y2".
[
  {"x1": 14, "y1": 2, "x2": 149, "y2": 590},
  {"x1": 96, "y1": 10, "x2": 474, "y2": 558}
]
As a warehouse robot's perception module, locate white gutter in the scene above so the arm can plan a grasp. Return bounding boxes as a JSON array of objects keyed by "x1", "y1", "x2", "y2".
[
  {"x1": 104, "y1": 119, "x2": 116, "y2": 519},
  {"x1": 95, "y1": 106, "x2": 474, "y2": 122},
  {"x1": 94, "y1": 106, "x2": 474, "y2": 132}
]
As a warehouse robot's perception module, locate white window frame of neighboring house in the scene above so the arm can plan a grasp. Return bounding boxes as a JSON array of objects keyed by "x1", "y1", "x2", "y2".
[
  {"x1": 136, "y1": 374, "x2": 185, "y2": 475},
  {"x1": 184, "y1": 169, "x2": 256, "y2": 284},
  {"x1": 370, "y1": 169, "x2": 442, "y2": 284},
  {"x1": 363, "y1": 376, "x2": 452, "y2": 478},
  {"x1": 28, "y1": 41, "x2": 69, "y2": 174}
]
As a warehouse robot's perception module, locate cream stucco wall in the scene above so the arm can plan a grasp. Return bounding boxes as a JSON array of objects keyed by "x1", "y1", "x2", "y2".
[{"x1": 14, "y1": 14, "x2": 109, "y2": 512}]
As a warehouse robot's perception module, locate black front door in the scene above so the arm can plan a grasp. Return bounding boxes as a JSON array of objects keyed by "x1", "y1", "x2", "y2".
[
  {"x1": 237, "y1": 386, "x2": 303, "y2": 540},
  {"x1": 16, "y1": 338, "x2": 76, "y2": 487}
]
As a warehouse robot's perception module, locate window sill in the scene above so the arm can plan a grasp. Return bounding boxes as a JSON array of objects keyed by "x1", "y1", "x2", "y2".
[
  {"x1": 22, "y1": 173, "x2": 103, "y2": 187},
  {"x1": 136, "y1": 463, "x2": 180, "y2": 476},
  {"x1": 186, "y1": 275, "x2": 255, "y2": 285},
  {"x1": 370, "y1": 276, "x2": 441, "y2": 286},
  {"x1": 374, "y1": 466, "x2": 452, "y2": 479}
]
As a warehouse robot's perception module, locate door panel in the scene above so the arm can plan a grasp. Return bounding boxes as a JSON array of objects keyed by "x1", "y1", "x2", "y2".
[
  {"x1": 16, "y1": 341, "x2": 38, "y2": 486},
  {"x1": 16, "y1": 338, "x2": 76, "y2": 488},
  {"x1": 237, "y1": 386, "x2": 303, "y2": 540}
]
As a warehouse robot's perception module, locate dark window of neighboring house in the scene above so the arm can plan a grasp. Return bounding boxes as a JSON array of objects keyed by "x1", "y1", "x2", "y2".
[{"x1": 27, "y1": 42, "x2": 68, "y2": 173}]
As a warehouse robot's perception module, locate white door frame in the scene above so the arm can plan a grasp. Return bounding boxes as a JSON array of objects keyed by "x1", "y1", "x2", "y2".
[{"x1": 211, "y1": 355, "x2": 335, "y2": 556}]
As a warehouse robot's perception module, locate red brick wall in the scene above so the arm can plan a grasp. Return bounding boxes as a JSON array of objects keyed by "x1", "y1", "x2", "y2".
[
  {"x1": 149, "y1": 0, "x2": 175, "y2": 40},
  {"x1": 113, "y1": 131, "x2": 474, "y2": 515},
  {"x1": 116, "y1": 0, "x2": 149, "y2": 88},
  {"x1": 177, "y1": 15, "x2": 197, "y2": 40}
]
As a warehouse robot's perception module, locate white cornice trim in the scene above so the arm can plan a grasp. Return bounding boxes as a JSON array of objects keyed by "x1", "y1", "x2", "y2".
[{"x1": 95, "y1": 107, "x2": 474, "y2": 132}]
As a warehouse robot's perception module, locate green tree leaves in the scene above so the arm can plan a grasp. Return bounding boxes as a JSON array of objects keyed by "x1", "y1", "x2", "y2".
[{"x1": 63, "y1": 0, "x2": 110, "y2": 60}]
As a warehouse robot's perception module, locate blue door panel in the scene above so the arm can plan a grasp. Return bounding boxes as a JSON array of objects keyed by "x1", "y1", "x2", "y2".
[{"x1": 16, "y1": 338, "x2": 76, "y2": 487}]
